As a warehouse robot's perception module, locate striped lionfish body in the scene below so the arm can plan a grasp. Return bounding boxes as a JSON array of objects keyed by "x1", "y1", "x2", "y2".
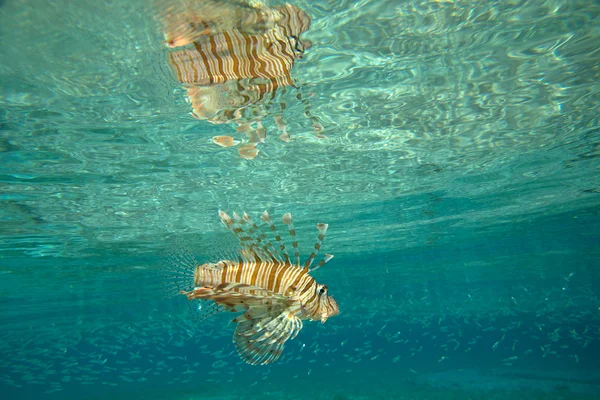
[
  {"x1": 162, "y1": 1, "x2": 322, "y2": 159},
  {"x1": 168, "y1": 210, "x2": 339, "y2": 365}
]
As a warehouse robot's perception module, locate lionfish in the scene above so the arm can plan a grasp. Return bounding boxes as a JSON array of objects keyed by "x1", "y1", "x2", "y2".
[
  {"x1": 165, "y1": 210, "x2": 339, "y2": 365},
  {"x1": 158, "y1": 0, "x2": 322, "y2": 159}
]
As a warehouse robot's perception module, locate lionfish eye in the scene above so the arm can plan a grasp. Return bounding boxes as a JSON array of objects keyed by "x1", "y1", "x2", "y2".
[
  {"x1": 319, "y1": 286, "x2": 327, "y2": 294},
  {"x1": 290, "y1": 35, "x2": 304, "y2": 54}
]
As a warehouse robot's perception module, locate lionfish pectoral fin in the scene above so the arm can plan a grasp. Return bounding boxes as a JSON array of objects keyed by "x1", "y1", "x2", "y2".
[
  {"x1": 183, "y1": 285, "x2": 268, "y2": 300},
  {"x1": 213, "y1": 282, "x2": 288, "y2": 299},
  {"x1": 233, "y1": 308, "x2": 303, "y2": 365},
  {"x1": 231, "y1": 297, "x2": 293, "y2": 323}
]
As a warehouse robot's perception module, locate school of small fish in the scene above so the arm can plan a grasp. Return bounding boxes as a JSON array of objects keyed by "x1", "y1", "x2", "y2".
[{"x1": 2, "y1": 264, "x2": 598, "y2": 394}]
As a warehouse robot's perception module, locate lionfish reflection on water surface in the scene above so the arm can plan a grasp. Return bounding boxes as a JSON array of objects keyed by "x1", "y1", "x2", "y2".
[
  {"x1": 157, "y1": 0, "x2": 323, "y2": 159},
  {"x1": 165, "y1": 210, "x2": 339, "y2": 365}
]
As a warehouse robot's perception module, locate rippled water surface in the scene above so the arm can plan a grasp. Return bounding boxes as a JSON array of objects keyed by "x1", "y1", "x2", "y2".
[{"x1": 1, "y1": 0, "x2": 599, "y2": 399}]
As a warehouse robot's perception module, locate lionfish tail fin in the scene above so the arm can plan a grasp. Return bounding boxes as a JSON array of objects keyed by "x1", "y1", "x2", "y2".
[
  {"x1": 304, "y1": 222, "x2": 328, "y2": 270},
  {"x1": 160, "y1": 241, "x2": 198, "y2": 297}
]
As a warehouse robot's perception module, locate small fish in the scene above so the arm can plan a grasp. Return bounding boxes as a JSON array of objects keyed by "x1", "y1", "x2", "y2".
[{"x1": 165, "y1": 210, "x2": 339, "y2": 365}]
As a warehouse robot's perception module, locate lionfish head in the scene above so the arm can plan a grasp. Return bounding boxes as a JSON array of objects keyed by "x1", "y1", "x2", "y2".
[{"x1": 315, "y1": 284, "x2": 339, "y2": 323}]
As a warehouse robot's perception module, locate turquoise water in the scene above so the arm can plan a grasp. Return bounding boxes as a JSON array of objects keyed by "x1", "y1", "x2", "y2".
[{"x1": 1, "y1": 0, "x2": 600, "y2": 398}]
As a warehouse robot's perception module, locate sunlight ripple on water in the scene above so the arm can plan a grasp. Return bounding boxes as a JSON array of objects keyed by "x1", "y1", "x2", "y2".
[{"x1": 1, "y1": 0, "x2": 598, "y2": 259}]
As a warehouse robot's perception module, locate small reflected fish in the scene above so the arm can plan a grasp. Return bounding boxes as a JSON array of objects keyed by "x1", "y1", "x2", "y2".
[{"x1": 165, "y1": 210, "x2": 339, "y2": 365}]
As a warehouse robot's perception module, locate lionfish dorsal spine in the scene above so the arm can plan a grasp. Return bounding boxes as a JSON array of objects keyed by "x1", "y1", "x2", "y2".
[
  {"x1": 304, "y1": 222, "x2": 328, "y2": 270},
  {"x1": 219, "y1": 210, "x2": 258, "y2": 262},
  {"x1": 232, "y1": 212, "x2": 263, "y2": 262},
  {"x1": 261, "y1": 211, "x2": 291, "y2": 264},
  {"x1": 310, "y1": 253, "x2": 334, "y2": 273},
  {"x1": 242, "y1": 212, "x2": 281, "y2": 262},
  {"x1": 282, "y1": 213, "x2": 300, "y2": 267}
]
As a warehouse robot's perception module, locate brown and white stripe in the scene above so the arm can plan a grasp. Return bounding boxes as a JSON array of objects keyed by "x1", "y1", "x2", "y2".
[{"x1": 168, "y1": 4, "x2": 310, "y2": 97}]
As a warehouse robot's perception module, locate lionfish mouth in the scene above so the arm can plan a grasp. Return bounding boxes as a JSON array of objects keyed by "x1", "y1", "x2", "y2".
[{"x1": 321, "y1": 302, "x2": 340, "y2": 323}]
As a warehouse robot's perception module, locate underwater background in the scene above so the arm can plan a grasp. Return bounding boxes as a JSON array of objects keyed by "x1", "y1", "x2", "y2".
[{"x1": 1, "y1": 0, "x2": 599, "y2": 399}]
